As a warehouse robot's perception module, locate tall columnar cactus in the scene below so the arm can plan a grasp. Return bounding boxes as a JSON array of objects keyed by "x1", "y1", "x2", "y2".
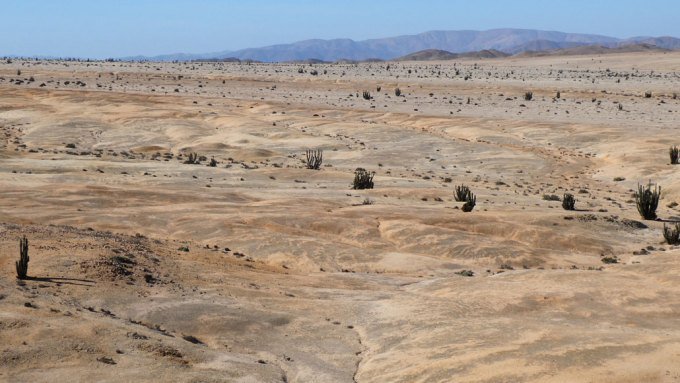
[
  {"x1": 16, "y1": 236, "x2": 29, "y2": 280},
  {"x1": 670, "y1": 146, "x2": 679, "y2": 165},
  {"x1": 636, "y1": 182, "x2": 661, "y2": 220},
  {"x1": 305, "y1": 149, "x2": 323, "y2": 170},
  {"x1": 362, "y1": 91, "x2": 371, "y2": 100}
]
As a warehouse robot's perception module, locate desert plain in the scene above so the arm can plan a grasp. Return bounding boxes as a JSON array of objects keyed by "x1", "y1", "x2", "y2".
[{"x1": 2, "y1": 52, "x2": 680, "y2": 382}]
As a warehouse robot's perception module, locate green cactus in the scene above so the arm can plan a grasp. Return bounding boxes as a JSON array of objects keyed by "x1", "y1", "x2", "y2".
[
  {"x1": 562, "y1": 193, "x2": 576, "y2": 210},
  {"x1": 636, "y1": 182, "x2": 661, "y2": 220},
  {"x1": 16, "y1": 236, "x2": 29, "y2": 280},
  {"x1": 184, "y1": 152, "x2": 200, "y2": 164},
  {"x1": 670, "y1": 146, "x2": 679, "y2": 165},
  {"x1": 454, "y1": 185, "x2": 471, "y2": 202},
  {"x1": 462, "y1": 192, "x2": 476, "y2": 212},
  {"x1": 305, "y1": 149, "x2": 323, "y2": 170},
  {"x1": 663, "y1": 223, "x2": 680, "y2": 245},
  {"x1": 353, "y1": 168, "x2": 374, "y2": 189}
]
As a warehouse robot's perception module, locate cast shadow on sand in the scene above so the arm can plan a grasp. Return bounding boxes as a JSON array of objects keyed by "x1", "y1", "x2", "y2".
[{"x1": 18, "y1": 276, "x2": 96, "y2": 287}]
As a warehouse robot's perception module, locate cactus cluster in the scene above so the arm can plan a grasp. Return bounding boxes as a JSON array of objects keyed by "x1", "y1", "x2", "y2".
[
  {"x1": 454, "y1": 185, "x2": 471, "y2": 202},
  {"x1": 663, "y1": 223, "x2": 680, "y2": 245},
  {"x1": 184, "y1": 152, "x2": 200, "y2": 164},
  {"x1": 305, "y1": 149, "x2": 323, "y2": 170},
  {"x1": 353, "y1": 168, "x2": 374, "y2": 189},
  {"x1": 455, "y1": 185, "x2": 476, "y2": 212},
  {"x1": 636, "y1": 182, "x2": 661, "y2": 220},
  {"x1": 462, "y1": 192, "x2": 476, "y2": 212}
]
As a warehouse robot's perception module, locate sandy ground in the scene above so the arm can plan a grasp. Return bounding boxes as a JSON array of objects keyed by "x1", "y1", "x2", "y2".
[{"x1": 1, "y1": 52, "x2": 680, "y2": 382}]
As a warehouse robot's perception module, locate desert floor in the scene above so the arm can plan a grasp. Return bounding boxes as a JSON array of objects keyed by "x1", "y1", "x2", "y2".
[{"x1": 2, "y1": 52, "x2": 680, "y2": 382}]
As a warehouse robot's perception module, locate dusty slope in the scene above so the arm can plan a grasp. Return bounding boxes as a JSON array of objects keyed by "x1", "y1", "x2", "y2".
[{"x1": 1, "y1": 53, "x2": 680, "y2": 382}]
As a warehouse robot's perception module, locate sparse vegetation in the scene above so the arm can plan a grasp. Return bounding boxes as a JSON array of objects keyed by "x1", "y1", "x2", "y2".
[
  {"x1": 562, "y1": 193, "x2": 576, "y2": 210},
  {"x1": 462, "y1": 191, "x2": 476, "y2": 212},
  {"x1": 16, "y1": 236, "x2": 29, "y2": 280},
  {"x1": 456, "y1": 270, "x2": 474, "y2": 277},
  {"x1": 184, "y1": 152, "x2": 200, "y2": 164},
  {"x1": 663, "y1": 223, "x2": 680, "y2": 245},
  {"x1": 353, "y1": 168, "x2": 374, "y2": 189},
  {"x1": 305, "y1": 149, "x2": 323, "y2": 170},
  {"x1": 455, "y1": 185, "x2": 476, "y2": 212},
  {"x1": 454, "y1": 185, "x2": 471, "y2": 202},
  {"x1": 670, "y1": 146, "x2": 679, "y2": 165},
  {"x1": 635, "y1": 182, "x2": 661, "y2": 220},
  {"x1": 7, "y1": 52, "x2": 680, "y2": 380}
]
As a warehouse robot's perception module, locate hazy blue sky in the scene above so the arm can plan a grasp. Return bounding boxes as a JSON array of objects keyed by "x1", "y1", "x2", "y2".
[{"x1": 2, "y1": 0, "x2": 679, "y2": 58}]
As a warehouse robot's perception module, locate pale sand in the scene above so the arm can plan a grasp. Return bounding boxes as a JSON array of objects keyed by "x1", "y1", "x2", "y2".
[{"x1": 1, "y1": 52, "x2": 680, "y2": 382}]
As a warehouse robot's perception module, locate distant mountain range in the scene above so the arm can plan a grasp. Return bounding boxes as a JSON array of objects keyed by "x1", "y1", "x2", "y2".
[
  {"x1": 396, "y1": 49, "x2": 509, "y2": 61},
  {"x1": 122, "y1": 28, "x2": 680, "y2": 62},
  {"x1": 397, "y1": 43, "x2": 671, "y2": 61}
]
